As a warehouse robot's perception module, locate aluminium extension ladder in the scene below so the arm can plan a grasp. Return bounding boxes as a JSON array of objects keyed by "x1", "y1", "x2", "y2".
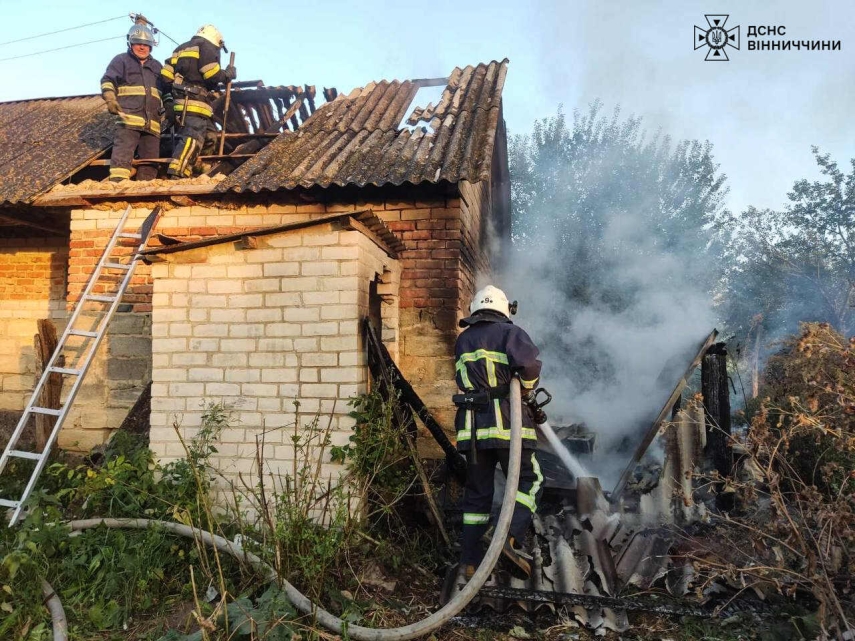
[{"x1": 0, "y1": 205, "x2": 161, "y2": 526}]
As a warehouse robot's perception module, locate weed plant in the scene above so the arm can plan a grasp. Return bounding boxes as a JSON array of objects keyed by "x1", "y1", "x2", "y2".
[
  {"x1": 0, "y1": 403, "x2": 258, "y2": 640},
  {"x1": 1, "y1": 392, "x2": 444, "y2": 640},
  {"x1": 686, "y1": 323, "x2": 854, "y2": 638}
]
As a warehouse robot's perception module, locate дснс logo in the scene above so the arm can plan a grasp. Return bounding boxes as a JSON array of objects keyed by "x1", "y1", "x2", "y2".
[{"x1": 695, "y1": 15, "x2": 740, "y2": 60}]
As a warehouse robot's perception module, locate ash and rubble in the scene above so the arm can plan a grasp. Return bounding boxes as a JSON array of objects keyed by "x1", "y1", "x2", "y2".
[{"x1": 51, "y1": 174, "x2": 226, "y2": 193}]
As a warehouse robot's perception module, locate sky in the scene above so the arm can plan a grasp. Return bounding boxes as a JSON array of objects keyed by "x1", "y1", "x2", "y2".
[{"x1": 1, "y1": 0, "x2": 854, "y2": 215}]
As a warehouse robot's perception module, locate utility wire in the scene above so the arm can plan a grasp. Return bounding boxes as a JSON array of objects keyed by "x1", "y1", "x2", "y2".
[
  {"x1": 0, "y1": 14, "x2": 126, "y2": 48},
  {"x1": 154, "y1": 29, "x2": 179, "y2": 46},
  {"x1": 0, "y1": 36, "x2": 124, "y2": 62}
]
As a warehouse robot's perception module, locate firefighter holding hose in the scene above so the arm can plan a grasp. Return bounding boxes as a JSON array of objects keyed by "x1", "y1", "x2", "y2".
[{"x1": 453, "y1": 285, "x2": 546, "y2": 580}]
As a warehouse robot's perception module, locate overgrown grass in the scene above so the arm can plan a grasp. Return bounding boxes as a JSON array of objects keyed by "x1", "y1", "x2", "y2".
[{"x1": 1, "y1": 392, "x2": 441, "y2": 640}]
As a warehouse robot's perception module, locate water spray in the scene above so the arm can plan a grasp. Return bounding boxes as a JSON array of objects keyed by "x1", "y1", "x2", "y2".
[{"x1": 526, "y1": 388, "x2": 591, "y2": 480}]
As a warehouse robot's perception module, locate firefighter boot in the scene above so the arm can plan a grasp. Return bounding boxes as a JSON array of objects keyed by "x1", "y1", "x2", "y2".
[{"x1": 501, "y1": 537, "x2": 532, "y2": 580}]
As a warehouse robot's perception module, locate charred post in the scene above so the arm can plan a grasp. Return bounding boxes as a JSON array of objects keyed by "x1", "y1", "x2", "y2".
[{"x1": 701, "y1": 342, "x2": 733, "y2": 485}]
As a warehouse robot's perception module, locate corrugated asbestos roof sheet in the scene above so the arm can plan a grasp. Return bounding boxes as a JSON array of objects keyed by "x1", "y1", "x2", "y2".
[
  {"x1": 218, "y1": 59, "x2": 508, "y2": 193},
  {"x1": 0, "y1": 95, "x2": 113, "y2": 205}
]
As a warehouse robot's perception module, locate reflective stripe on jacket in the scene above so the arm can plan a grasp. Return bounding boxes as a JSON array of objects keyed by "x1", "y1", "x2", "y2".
[
  {"x1": 100, "y1": 50, "x2": 164, "y2": 136},
  {"x1": 454, "y1": 311, "x2": 542, "y2": 451},
  {"x1": 161, "y1": 36, "x2": 227, "y2": 119}
]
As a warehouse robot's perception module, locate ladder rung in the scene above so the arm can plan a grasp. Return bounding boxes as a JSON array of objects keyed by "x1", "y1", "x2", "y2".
[
  {"x1": 0, "y1": 498, "x2": 20, "y2": 508},
  {"x1": 103, "y1": 262, "x2": 131, "y2": 270},
  {"x1": 8, "y1": 450, "x2": 42, "y2": 461},
  {"x1": 30, "y1": 407, "x2": 62, "y2": 417},
  {"x1": 68, "y1": 329, "x2": 99, "y2": 338},
  {"x1": 85, "y1": 295, "x2": 117, "y2": 303},
  {"x1": 119, "y1": 232, "x2": 142, "y2": 239},
  {"x1": 48, "y1": 366, "x2": 82, "y2": 376}
]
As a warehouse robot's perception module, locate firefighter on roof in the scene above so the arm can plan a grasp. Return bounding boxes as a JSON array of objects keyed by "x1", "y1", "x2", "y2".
[
  {"x1": 100, "y1": 21, "x2": 165, "y2": 182},
  {"x1": 453, "y1": 285, "x2": 544, "y2": 580},
  {"x1": 161, "y1": 25, "x2": 236, "y2": 178}
]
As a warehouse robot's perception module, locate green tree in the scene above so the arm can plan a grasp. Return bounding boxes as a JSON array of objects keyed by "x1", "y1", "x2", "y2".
[
  {"x1": 718, "y1": 148, "x2": 855, "y2": 370},
  {"x1": 510, "y1": 102, "x2": 727, "y2": 310},
  {"x1": 506, "y1": 103, "x2": 728, "y2": 450}
]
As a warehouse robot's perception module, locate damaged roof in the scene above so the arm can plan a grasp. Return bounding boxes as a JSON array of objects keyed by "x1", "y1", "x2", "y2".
[
  {"x1": 5, "y1": 60, "x2": 508, "y2": 206},
  {"x1": 0, "y1": 95, "x2": 113, "y2": 205},
  {"x1": 217, "y1": 59, "x2": 509, "y2": 193}
]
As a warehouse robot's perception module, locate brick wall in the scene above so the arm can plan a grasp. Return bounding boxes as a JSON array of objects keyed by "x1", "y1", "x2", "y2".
[
  {"x1": 62, "y1": 183, "x2": 499, "y2": 453},
  {"x1": 147, "y1": 223, "x2": 399, "y2": 495},
  {"x1": 0, "y1": 237, "x2": 68, "y2": 410}
]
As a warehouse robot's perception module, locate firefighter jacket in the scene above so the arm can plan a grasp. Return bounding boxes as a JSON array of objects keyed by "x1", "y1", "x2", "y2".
[
  {"x1": 161, "y1": 36, "x2": 229, "y2": 119},
  {"x1": 100, "y1": 50, "x2": 164, "y2": 136},
  {"x1": 454, "y1": 310, "x2": 542, "y2": 452}
]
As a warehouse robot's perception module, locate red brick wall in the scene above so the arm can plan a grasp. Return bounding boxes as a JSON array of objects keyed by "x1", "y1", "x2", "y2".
[
  {"x1": 0, "y1": 237, "x2": 68, "y2": 410},
  {"x1": 0, "y1": 238, "x2": 67, "y2": 301}
]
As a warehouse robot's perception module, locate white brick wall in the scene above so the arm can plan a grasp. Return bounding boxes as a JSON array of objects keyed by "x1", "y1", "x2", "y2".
[{"x1": 149, "y1": 222, "x2": 401, "y2": 513}]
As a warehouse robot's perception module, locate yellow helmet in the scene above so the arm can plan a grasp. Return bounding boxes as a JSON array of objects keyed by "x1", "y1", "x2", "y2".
[{"x1": 196, "y1": 24, "x2": 226, "y2": 50}]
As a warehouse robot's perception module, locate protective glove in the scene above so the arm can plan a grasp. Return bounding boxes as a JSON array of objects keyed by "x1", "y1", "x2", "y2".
[
  {"x1": 104, "y1": 95, "x2": 120, "y2": 115},
  {"x1": 522, "y1": 389, "x2": 547, "y2": 425},
  {"x1": 224, "y1": 65, "x2": 237, "y2": 81}
]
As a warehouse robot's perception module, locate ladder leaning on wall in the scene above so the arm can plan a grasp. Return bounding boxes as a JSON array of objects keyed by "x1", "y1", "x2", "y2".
[{"x1": 0, "y1": 204, "x2": 162, "y2": 526}]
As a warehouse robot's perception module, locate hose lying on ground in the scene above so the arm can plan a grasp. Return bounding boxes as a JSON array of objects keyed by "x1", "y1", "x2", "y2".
[
  {"x1": 64, "y1": 380, "x2": 524, "y2": 641},
  {"x1": 42, "y1": 580, "x2": 67, "y2": 641}
]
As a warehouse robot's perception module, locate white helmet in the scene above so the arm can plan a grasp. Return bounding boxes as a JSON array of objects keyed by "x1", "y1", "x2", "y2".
[
  {"x1": 196, "y1": 24, "x2": 226, "y2": 50},
  {"x1": 470, "y1": 285, "x2": 511, "y2": 317}
]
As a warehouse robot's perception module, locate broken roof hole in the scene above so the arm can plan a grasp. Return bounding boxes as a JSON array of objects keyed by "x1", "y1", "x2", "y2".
[{"x1": 398, "y1": 84, "x2": 446, "y2": 134}]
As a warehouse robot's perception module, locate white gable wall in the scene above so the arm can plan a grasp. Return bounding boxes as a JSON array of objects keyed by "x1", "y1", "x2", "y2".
[{"x1": 148, "y1": 223, "x2": 399, "y2": 497}]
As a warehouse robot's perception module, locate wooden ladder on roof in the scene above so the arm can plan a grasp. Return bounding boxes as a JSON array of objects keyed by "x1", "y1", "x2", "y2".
[{"x1": 0, "y1": 205, "x2": 161, "y2": 526}]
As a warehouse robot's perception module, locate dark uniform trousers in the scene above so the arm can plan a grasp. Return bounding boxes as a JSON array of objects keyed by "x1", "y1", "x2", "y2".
[
  {"x1": 460, "y1": 447, "x2": 543, "y2": 565},
  {"x1": 162, "y1": 36, "x2": 230, "y2": 178},
  {"x1": 112, "y1": 128, "x2": 160, "y2": 181},
  {"x1": 169, "y1": 114, "x2": 208, "y2": 178}
]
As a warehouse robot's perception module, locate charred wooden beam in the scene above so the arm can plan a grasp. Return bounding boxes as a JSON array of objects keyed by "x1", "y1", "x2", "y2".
[
  {"x1": 207, "y1": 97, "x2": 303, "y2": 175},
  {"x1": 474, "y1": 586, "x2": 711, "y2": 618},
  {"x1": 230, "y1": 80, "x2": 264, "y2": 89},
  {"x1": 34, "y1": 319, "x2": 63, "y2": 452},
  {"x1": 363, "y1": 318, "x2": 467, "y2": 484},
  {"x1": 86, "y1": 155, "x2": 256, "y2": 166},
  {"x1": 0, "y1": 212, "x2": 66, "y2": 235},
  {"x1": 611, "y1": 329, "x2": 719, "y2": 500},
  {"x1": 229, "y1": 100, "x2": 250, "y2": 133},
  {"x1": 363, "y1": 319, "x2": 451, "y2": 546},
  {"x1": 702, "y1": 342, "x2": 733, "y2": 510},
  {"x1": 304, "y1": 84, "x2": 317, "y2": 113},
  {"x1": 219, "y1": 133, "x2": 279, "y2": 139}
]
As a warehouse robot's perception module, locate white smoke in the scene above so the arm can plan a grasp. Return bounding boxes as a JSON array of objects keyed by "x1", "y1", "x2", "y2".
[{"x1": 502, "y1": 198, "x2": 716, "y2": 485}]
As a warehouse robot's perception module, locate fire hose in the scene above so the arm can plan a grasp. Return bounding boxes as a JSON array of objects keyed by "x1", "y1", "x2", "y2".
[{"x1": 55, "y1": 380, "x2": 525, "y2": 641}]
